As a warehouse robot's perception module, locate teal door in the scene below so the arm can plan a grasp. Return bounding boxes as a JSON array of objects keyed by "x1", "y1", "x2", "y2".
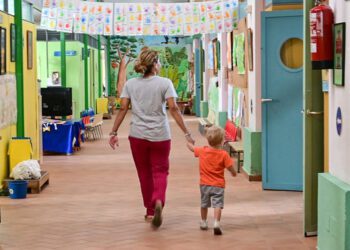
[
  {"x1": 261, "y1": 10, "x2": 303, "y2": 191},
  {"x1": 195, "y1": 48, "x2": 201, "y2": 117}
]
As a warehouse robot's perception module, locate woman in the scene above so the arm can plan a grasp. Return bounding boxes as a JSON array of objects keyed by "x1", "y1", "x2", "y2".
[{"x1": 109, "y1": 47, "x2": 195, "y2": 228}]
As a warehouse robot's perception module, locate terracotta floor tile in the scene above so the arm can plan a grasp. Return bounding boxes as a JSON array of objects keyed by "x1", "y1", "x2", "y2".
[{"x1": 0, "y1": 113, "x2": 317, "y2": 249}]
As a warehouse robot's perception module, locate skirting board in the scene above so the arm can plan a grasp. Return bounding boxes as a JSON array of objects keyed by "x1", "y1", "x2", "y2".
[{"x1": 242, "y1": 168, "x2": 262, "y2": 182}]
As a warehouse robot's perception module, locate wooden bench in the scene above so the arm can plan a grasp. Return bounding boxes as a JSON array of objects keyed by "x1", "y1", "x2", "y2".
[
  {"x1": 2, "y1": 171, "x2": 50, "y2": 194},
  {"x1": 198, "y1": 109, "x2": 216, "y2": 135},
  {"x1": 227, "y1": 141, "x2": 244, "y2": 173}
]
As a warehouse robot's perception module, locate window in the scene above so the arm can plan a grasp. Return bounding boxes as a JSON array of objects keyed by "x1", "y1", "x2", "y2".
[{"x1": 0, "y1": 0, "x2": 5, "y2": 12}]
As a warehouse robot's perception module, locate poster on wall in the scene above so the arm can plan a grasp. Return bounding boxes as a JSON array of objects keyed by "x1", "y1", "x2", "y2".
[
  {"x1": 110, "y1": 36, "x2": 189, "y2": 99},
  {"x1": 227, "y1": 32, "x2": 233, "y2": 70},
  {"x1": 333, "y1": 22, "x2": 346, "y2": 86},
  {"x1": 227, "y1": 84, "x2": 233, "y2": 120},
  {"x1": 0, "y1": 27, "x2": 6, "y2": 75},
  {"x1": 208, "y1": 42, "x2": 214, "y2": 70},
  {"x1": 0, "y1": 75, "x2": 17, "y2": 130},
  {"x1": 235, "y1": 33, "x2": 245, "y2": 75}
]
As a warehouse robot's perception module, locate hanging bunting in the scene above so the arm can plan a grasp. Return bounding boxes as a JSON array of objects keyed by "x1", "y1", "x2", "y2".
[
  {"x1": 142, "y1": 4, "x2": 153, "y2": 36},
  {"x1": 192, "y1": 3, "x2": 201, "y2": 35},
  {"x1": 199, "y1": 3, "x2": 207, "y2": 34},
  {"x1": 114, "y1": 3, "x2": 126, "y2": 35},
  {"x1": 158, "y1": 4, "x2": 169, "y2": 35},
  {"x1": 168, "y1": 3, "x2": 183, "y2": 36},
  {"x1": 232, "y1": 0, "x2": 239, "y2": 30},
  {"x1": 206, "y1": 2, "x2": 216, "y2": 34},
  {"x1": 104, "y1": 3, "x2": 114, "y2": 35},
  {"x1": 41, "y1": 0, "x2": 240, "y2": 36},
  {"x1": 183, "y1": 3, "x2": 193, "y2": 36},
  {"x1": 56, "y1": 0, "x2": 75, "y2": 33},
  {"x1": 74, "y1": 1, "x2": 89, "y2": 33},
  {"x1": 214, "y1": 0, "x2": 224, "y2": 33}
]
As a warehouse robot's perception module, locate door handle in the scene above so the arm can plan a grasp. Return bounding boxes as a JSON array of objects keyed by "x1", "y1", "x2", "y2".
[
  {"x1": 261, "y1": 98, "x2": 273, "y2": 103},
  {"x1": 306, "y1": 109, "x2": 323, "y2": 116}
]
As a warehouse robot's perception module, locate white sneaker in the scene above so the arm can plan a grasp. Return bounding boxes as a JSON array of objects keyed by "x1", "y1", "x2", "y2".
[
  {"x1": 200, "y1": 220, "x2": 208, "y2": 230},
  {"x1": 213, "y1": 221, "x2": 222, "y2": 235}
]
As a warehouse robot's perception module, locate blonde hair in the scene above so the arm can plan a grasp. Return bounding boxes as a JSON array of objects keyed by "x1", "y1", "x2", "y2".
[
  {"x1": 134, "y1": 46, "x2": 159, "y2": 75},
  {"x1": 205, "y1": 126, "x2": 225, "y2": 147}
]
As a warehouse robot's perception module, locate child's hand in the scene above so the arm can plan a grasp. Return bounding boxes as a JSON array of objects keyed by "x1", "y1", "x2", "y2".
[
  {"x1": 227, "y1": 166, "x2": 236, "y2": 177},
  {"x1": 231, "y1": 170, "x2": 237, "y2": 177},
  {"x1": 186, "y1": 142, "x2": 195, "y2": 152}
]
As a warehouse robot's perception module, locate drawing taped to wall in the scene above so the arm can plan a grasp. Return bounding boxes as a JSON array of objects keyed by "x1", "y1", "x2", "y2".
[
  {"x1": 0, "y1": 75, "x2": 17, "y2": 129},
  {"x1": 10, "y1": 24, "x2": 15, "y2": 62},
  {"x1": 333, "y1": 22, "x2": 346, "y2": 86},
  {"x1": 0, "y1": 27, "x2": 6, "y2": 75},
  {"x1": 247, "y1": 28, "x2": 253, "y2": 71},
  {"x1": 27, "y1": 31, "x2": 33, "y2": 70},
  {"x1": 227, "y1": 32, "x2": 233, "y2": 70}
]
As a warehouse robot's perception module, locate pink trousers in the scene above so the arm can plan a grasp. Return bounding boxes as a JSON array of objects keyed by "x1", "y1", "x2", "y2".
[{"x1": 129, "y1": 136, "x2": 171, "y2": 216}]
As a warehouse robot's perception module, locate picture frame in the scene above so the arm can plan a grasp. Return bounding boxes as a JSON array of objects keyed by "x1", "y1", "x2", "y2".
[
  {"x1": 10, "y1": 24, "x2": 15, "y2": 62},
  {"x1": 227, "y1": 32, "x2": 233, "y2": 70},
  {"x1": 0, "y1": 27, "x2": 6, "y2": 75},
  {"x1": 247, "y1": 28, "x2": 253, "y2": 71},
  {"x1": 333, "y1": 22, "x2": 346, "y2": 86},
  {"x1": 213, "y1": 38, "x2": 218, "y2": 75},
  {"x1": 27, "y1": 30, "x2": 33, "y2": 70},
  {"x1": 208, "y1": 42, "x2": 214, "y2": 70}
]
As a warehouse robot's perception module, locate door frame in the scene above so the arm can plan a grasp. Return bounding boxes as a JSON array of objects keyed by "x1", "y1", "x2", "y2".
[{"x1": 303, "y1": 1, "x2": 324, "y2": 236}]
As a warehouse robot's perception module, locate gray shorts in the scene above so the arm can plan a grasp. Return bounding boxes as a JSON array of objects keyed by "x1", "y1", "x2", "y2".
[{"x1": 200, "y1": 185, "x2": 225, "y2": 208}]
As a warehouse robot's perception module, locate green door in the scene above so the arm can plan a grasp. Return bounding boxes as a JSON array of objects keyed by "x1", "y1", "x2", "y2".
[{"x1": 303, "y1": 1, "x2": 324, "y2": 236}]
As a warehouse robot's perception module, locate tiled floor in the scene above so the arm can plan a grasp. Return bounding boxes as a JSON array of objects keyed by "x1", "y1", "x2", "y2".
[{"x1": 0, "y1": 113, "x2": 317, "y2": 250}]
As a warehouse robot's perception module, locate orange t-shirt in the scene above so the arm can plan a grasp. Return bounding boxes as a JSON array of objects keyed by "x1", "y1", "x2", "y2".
[{"x1": 194, "y1": 146, "x2": 233, "y2": 188}]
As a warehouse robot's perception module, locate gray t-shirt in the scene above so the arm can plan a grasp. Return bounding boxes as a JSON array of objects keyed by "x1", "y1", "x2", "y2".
[{"x1": 120, "y1": 76, "x2": 178, "y2": 141}]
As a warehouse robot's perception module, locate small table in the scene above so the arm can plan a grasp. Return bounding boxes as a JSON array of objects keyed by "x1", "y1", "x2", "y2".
[
  {"x1": 227, "y1": 141, "x2": 244, "y2": 173},
  {"x1": 42, "y1": 120, "x2": 84, "y2": 154},
  {"x1": 176, "y1": 100, "x2": 191, "y2": 114}
]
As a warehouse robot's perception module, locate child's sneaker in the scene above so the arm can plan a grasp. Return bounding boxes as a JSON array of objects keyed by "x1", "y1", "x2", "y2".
[
  {"x1": 200, "y1": 220, "x2": 208, "y2": 230},
  {"x1": 213, "y1": 221, "x2": 222, "y2": 235}
]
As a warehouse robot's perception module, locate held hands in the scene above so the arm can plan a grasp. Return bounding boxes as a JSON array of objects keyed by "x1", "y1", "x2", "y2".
[
  {"x1": 109, "y1": 135, "x2": 119, "y2": 150},
  {"x1": 185, "y1": 133, "x2": 195, "y2": 145}
]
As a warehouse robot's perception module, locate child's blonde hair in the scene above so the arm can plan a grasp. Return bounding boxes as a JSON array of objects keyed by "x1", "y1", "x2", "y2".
[{"x1": 205, "y1": 126, "x2": 225, "y2": 147}]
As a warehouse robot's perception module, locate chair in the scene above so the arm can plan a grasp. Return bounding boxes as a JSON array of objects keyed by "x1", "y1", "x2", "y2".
[
  {"x1": 85, "y1": 114, "x2": 103, "y2": 140},
  {"x1": 182, "y1": 98, "x2": 193, "y2": 115}
]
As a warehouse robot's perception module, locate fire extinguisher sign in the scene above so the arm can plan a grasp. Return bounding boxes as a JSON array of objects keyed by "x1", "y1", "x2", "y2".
[{"x1": 310, "y1": 12, "x2": 324, "y2": 53}]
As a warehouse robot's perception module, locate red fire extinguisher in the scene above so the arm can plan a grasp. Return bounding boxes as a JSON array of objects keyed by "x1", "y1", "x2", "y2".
[{"x1": 310, "y1": 0, "x2": 334, "y2": 69}]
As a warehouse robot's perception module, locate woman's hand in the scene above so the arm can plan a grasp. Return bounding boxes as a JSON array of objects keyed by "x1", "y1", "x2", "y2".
[
  {"x1": 109, "y1": 135, "x2": 119, "y2": 150},
  {"x1": 185, "y1": 133, "x2": 195, "y2": 145}
]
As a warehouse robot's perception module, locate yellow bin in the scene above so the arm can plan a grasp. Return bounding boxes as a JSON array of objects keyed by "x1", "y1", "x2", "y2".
[
  {"x1": 8, "y1": 138, "x2": 33, "y2": 173},
  {"x1": 96, "y1": 98, "x2": 108, "y2": 114}
]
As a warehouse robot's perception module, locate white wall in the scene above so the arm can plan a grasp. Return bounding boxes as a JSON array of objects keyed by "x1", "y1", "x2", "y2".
[
  {"x1": 202, "y1": 34, "x2": 210, "y2": 101},
  {"x1": 218, "y1": 32, "x2": 228, "y2": 112},
  {"x1": 329, "y1": 0, "x2": 350, "y2": 184},
  {"x1": 247, "y1": 0, "x2": 263, "y2": 132}
]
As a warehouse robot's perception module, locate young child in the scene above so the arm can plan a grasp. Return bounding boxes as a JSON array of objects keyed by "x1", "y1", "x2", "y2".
[{"x1": 187, "y1": 125, "x2": 236, "y2": 235}]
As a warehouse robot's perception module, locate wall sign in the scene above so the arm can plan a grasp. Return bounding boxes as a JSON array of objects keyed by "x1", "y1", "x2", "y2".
[
  {"x1": 336, "y1": 107, "x2": 342, "y2": 136},
  {"x1": 54, "y1": 51, "x2": 78, "y2": 57}
]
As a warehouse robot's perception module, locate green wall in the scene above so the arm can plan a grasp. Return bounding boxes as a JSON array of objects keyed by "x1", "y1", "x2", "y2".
[
  {"x1": 318, "y1": 173, "x2": 350, "y2": 250},
  {"x1": 243, "y1": 127, "x2": 262, "y2": 177},
  {"x1": 37, "y1": 41, "x2": 99, "y2": 118}
]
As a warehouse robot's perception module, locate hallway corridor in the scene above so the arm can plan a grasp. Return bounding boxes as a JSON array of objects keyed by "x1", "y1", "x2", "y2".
[{"x1": 0, "y1": 114, "x2": 316, "y2": 250}]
